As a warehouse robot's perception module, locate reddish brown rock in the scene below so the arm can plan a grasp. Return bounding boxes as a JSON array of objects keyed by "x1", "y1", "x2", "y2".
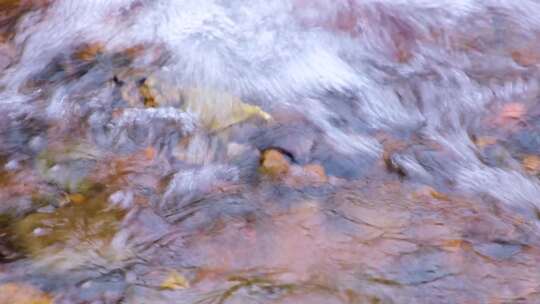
[{"x1": 512, "y1": 49, "x2": 540, "y2": 67}]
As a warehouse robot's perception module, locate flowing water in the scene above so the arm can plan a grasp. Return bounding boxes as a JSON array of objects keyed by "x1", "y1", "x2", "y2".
[{"x1": 1, "y1": 0, "x2": 540, "y2": 303}]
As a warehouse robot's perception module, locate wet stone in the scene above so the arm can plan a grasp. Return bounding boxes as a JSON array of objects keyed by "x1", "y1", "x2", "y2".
[
  {"x1": 250, "y1": 123, "x2": 317, "y2": 164},
  {"x1": 54, "y1": 281, "x2": 126, "y2": 304},
  {"x1": 473, "y1": 242, "x2": 522, "y2": 261},
  {"x1": 260, "y1": 149, "x2": 291, "y2": 178},
  {"x1": 391, "y1": 250, "x2": 457, "y2": 286},
  {"x1": 522, "y1": 155, "x2": 540, "y2": 175},
  {"x1": 301, "y1": 164, "x2": 328, "y2": 184},
  {"x1": 311, "y1": 149, "x2": 374, "y2": 180},
  {"x1": 510, "y1": 129, "x2": 540, "y2": 155},
  {"x1": 0, "y1": 282, "x2": 52, "y2": 304},
  {"x1": 477, "y1": 143, "x2": 521, "y2": 170},
  {"x1": 0, "y1": 197, "x2": 36, "y2": 219}
]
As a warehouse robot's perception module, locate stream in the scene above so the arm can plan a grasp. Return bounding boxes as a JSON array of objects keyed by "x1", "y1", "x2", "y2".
[{"x1": 1, "y1": 1, "x2": 540, "y2": 303}]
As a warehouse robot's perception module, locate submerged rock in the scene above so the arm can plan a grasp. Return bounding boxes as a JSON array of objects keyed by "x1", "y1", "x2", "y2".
[{"x1": 0, "y1": 283, "x2": 52, "y2": 304}]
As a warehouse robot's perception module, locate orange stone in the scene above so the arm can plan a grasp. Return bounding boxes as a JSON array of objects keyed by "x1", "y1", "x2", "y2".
[
  {"x1": 68, "y1": 193, "x2": 86, "y2": 204},
  {"x1": 441, "y1": 239, "x2": 467, "y2": 252},
  {"x1": 144, "y1": 146, "x2": 157, "y2": 160},
  {"x1": 430, "y1": 189, "x2": 450, "y2": 201},
  {"x1": 260, "y1": 149, "x2": 290, "y2": 177},
  {"x1": 523, "y1": 155, "x2": 540, "y2": 174},
  {"x1": 413, "y1": 186, "x2": 450, "y2": 202}
]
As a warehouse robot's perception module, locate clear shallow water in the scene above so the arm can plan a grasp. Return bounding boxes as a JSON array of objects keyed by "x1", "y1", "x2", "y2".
[{"x1": 1, "y1": 0, "x2": 540, "y2": 303}]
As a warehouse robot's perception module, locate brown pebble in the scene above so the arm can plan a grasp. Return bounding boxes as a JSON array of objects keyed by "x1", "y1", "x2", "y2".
[
  {"x1": 144, "y1": 146, "x2": 157, "y2": 160},
  {"x1": 523, "y1": 155, "x2": 540, "y2": 174},
  {"x1": 68, "y1": 193, "x2": 86, "y2": 204},
  {"x1": 139, "y1": 82, "x2": 158, "y2": 108},
  {"x1": 303, "y1": 164, "x2": 328, "y2": 184},
  {"x1": 474, "y1": 136, "x2": 497, "y2": 149},
  {"x1": 429, "y1": 189, "x2": 450, "y2": 201},
  {"x1": 413, "y1": 186, "x2": 450, "y2": 202},
  {"x1": 512, "y1": 49, "x2": 540, "y2": 67},
  {"x1": 73, "y1": 42, "x2": 104, "y2": 61},
  {"x1": 260, "y1": 149, "x2": 290, "y2": 177}
]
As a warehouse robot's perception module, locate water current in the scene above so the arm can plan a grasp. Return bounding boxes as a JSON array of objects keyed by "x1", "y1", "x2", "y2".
[{"x1": 1, "y1": 1, "x2": 540, "y2": 303}]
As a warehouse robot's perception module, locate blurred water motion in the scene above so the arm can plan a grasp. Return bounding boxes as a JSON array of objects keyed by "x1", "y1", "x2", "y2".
[{"x1": 2, "y1": 0, "x2": 540, "y2": 303}]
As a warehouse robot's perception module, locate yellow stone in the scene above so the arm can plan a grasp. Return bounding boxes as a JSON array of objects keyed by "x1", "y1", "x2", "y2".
[
  {"x1": 180, "y1": 87, "x2": 271, "y2": 132},
  {"x1": 160, "y1": 271, "x2": 190, "y2": 290},
  {"x1": 260, "y1": 149, "x2": 290, "y2": 178}
]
